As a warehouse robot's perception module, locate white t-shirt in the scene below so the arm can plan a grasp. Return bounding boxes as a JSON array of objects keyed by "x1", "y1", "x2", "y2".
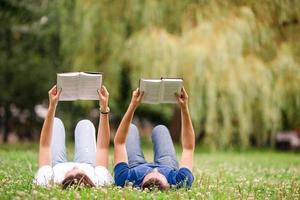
[{"x1": 34, "y1": 162, "x2": 114, "y2": 187}]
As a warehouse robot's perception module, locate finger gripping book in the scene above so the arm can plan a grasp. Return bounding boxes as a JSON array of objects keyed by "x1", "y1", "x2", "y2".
[{"x1": 57, "y1": 72, "x2": 102, "y2": 101}]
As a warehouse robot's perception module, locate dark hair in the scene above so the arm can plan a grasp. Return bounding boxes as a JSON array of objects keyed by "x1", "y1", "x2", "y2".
[
  {"x1": 141, "y1": 178, "x2": 169, "y2": 191},
  {"x1": 62, "y1": 173, "x2": 95, "y2": 189}
]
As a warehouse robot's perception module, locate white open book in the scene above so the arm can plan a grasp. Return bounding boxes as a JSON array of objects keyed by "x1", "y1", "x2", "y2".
[
  {"x1": 57, "y1": 72, "x2": 102, "y2": 101},
  {"x1": 139, "y1": 78, "x2": 183, "y2": 104}
]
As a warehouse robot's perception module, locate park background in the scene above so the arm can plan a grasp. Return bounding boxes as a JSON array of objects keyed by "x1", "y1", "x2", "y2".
[{"x1": 0, "y1": 0, "x2": 299, "y2": 199}]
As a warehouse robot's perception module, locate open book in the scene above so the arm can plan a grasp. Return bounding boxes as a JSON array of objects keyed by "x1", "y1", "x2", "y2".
[
  {"x1": 139, "y1": 78, "x2": 183, "y2": 104},
  {"x1": 57, "y1": 72, "x2": 102, "y2": 101}
]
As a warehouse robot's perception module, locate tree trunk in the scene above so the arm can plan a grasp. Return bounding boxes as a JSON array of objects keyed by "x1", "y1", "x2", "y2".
[
  {"x1": 2, "y1": 104, "x2": 10, "y2": 143},
  {"x1": 1, "y1": 28, "x2": 12, "y2": 143}
]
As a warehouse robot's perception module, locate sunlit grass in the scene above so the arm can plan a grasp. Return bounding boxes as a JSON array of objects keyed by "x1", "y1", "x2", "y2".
[{"x1": 0, "y1": 144, "x2": 299, "y2": 199}]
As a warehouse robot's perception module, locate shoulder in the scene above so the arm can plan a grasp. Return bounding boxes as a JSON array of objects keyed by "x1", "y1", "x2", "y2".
[
  {"x1": 34, "y1": 165, "x2": 53, "y2": 186},
  {"x1": 35, "y1": 165, "x2": 53, "y2": 177},
  {"x1": 178, "y1": 167, "x2": 193, "y2": 175},
  {"x1": 36, "y1": 165, "x2": 53, "y2": 172},
  {"x1": 114, "y1": 162, "x2": 130, "y2": 187},
  {"x1": 94, "y1": 165, "x2": 114, "y2": 186},
  {"x1": 173, "y1": 167, "x2": 194, "y2": 188},
  {"x1": 114, "y1": 162, "x2": 130, "y2": 172}
]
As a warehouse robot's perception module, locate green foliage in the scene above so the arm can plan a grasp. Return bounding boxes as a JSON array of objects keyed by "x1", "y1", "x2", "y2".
[
  {"x1": 0, "y1": 0, "x2": 63, "y2": 140},
  {"x1": 58, "y1": 0, "x2": 300, "y2": 148},
  {"x1": 1, "y1": 0, "x2": 300, "y2": 148},
  {"x1": 121, "y1": 1, "x2": 300, "y2": 149},
  {"x1": 57, "y1": 0, "x2": 194, "y2": 117},
  {"x1": 0, "y1": 144, "x2": 299, "y2": 199},
  {"x1": 0, "y1": 0, "x2": 61, "y2": 108}
]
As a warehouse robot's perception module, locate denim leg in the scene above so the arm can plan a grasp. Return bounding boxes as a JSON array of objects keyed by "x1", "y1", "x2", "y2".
[
  {"x1": 125, "y1": 124, "x2": 147, "y2": 168},
  {"x1": 73, "y1": 119, "x2": 96, "y2": 166},
  {"x1": 152, "y1": 125, "x2": 179, "y2": 169},
  {"x1": 51, "y1": 117, "x2": 68, "y2": 166}
]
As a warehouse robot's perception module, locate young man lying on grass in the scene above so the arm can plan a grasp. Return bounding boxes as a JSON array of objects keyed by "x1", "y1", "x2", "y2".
[
  {"x1": 114, "y1": 87, "x2": 195, "y2": 190},
  {"x1": 34, "y1": 85, "x2": 113, "y2": 188}
]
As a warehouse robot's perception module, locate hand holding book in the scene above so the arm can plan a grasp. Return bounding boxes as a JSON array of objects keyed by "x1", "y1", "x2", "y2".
[
  {"x1": 98, "y1": 85, "x2": 109, "y2": 110},
  {"x1": 130, "y1": 88, "x2": 144, "y2": 109},
  {"x1": 175, "y1": 87, "x2": 189, "y2": 109},
  {"x1": 48, "y1": 85, "x2": 61, "y2": 108}
]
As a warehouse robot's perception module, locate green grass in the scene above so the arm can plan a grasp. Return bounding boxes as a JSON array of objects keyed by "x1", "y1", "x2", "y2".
[{"x1": 0, "y1": 144, "x2": 299, "y2": 199}]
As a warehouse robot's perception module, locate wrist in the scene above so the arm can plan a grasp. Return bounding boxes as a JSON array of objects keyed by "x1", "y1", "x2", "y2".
[
  {"x1": 100, "y1": 104, "x2": 109, "y2": 110},
  {"x1": 129, "y1": 103, "x2": 138, "y2": 111},
  {"x1": 181, "y1": 104, "x2": 189, "y2": 112},
  {"x1": 99, "y1": 106, "x2": 110, "y2": 114},
  {"x1": 99, "y1": 100, "x2": 108, "y2": 108},
  {"x1": 47, "y1": 105, "x2": 56, "y2": 116},
  {"x1": 48, "y1": 104, "x2": 57, "y2": 111}
]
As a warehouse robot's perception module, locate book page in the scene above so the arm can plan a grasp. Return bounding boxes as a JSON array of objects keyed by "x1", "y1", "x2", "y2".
[
  {"x1": 161, "y1": 78, "x2": 183, "y2": 103},
  {"x1": 78, "y1": 72, "x2": 102, "y2": 100},
  {"x1": 57, "y1": 72, "x2": 79, "y2": 101},
  {"x1": 139, "y1": 79, "x2": 162, "y2": 104}
]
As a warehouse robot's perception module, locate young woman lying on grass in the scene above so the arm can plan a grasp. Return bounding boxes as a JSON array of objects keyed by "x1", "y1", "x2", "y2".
[
  {"x1": 114, "y1": 87, "x2": 195, "y2": 191},
  {"x1": 34, "y1": 85, "x2": 113, "y2": 188}
]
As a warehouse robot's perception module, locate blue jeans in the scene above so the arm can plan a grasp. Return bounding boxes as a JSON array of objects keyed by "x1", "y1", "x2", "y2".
[
  {"x1": 51, "y1": 118, "x2": 96, "y2": 166},
  {"x1": 125, "y1": 124, "x2": 179, "y2": 170}
]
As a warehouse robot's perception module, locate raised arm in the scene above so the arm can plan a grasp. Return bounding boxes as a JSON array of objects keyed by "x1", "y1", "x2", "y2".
[
  {"x1": 113, "y1": 88, "x2": 143, "y2": 165},
  {"x1": 95, "y1": 85, "x2": 111, "y2": 167},
  {"x1": 176, "y1": 87, "x2": 195, "y2": 171},
  {"x1": 38, "y1": 85, "x2": 61, "y2": 167}
]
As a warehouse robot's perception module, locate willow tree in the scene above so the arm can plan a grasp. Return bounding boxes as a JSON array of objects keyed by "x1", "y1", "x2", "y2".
[
  {"x1": 57, "y1": 0, "x2": 194, "y2": 118},
  {"x1": 122, "y1": 1, "x2": 300, "y2": 149},
  {"x1": 57, "y1": 0, "x2": 300, "y2": 148}
]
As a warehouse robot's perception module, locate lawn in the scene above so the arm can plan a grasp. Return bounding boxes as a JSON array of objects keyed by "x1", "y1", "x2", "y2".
[{"x1": 0, "y1": 144, "x2": 299, "y2": 199}]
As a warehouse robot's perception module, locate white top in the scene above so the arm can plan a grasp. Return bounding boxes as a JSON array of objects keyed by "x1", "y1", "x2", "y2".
[{"x1": 34, "y1": 162, "x2": 114, "y2": 187}]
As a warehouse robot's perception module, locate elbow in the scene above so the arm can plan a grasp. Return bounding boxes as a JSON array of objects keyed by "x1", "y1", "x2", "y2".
[
  {"x1": 184, "y1": 145, "x2": 195, "y2": 151},
  {"x1": 114, "y1": 131, "x2": 127, "y2": 146},
  {"x1": 113, "y1": 137, "x2": 118, "y2": 146},
  {"x1": 114, "y1": 137, "x2": 125, "y2": 146},
  {"x1": 183, "y1": 141, "x2": 195, "y2": 151},
  {"x1": 182, "y1": 138, "x2": 195, "y2": 151},
  {"x1": 113, "y1": 139, "x2": 118, "y2": 147},
  {"x1": 39, "y1": 140, "x2": 51, "y2": 149}
]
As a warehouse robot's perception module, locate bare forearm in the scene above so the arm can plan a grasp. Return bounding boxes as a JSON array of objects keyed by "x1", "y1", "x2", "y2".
[
  {"x1": 40, "y1": 106, "x2": 56, "y2": 147},
  {"x1": 97, "y1": 114, "x2": 110, "y2": 149},
  {"x1": 179, "y1": 105, "x2": 195, "y2": 170},
  {"x1": 113, "y1": 104, "x2": 136, "y2": 164},
  {"x1": 96, "y1": 114, "x2": 110, "y2": 167},
  {"x1": 114, "y1": 104, "x2": 136, "y2": 144},
  {"x1": 38, "y1": 105, "x2": 56, "y2": 167},
  {"x1": 181, "y1": 105, "x2": 195, "y2": 150},
  {"x1": 114, "y1": 88, "x2": 143, "y2": 165}
]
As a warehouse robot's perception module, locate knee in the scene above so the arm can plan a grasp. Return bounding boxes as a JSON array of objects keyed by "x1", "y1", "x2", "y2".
[
  {"x1": 129, "y1": 123, "x2": 138, "y2": 132},
  {"x1": 127, "y1": 123, "x2": 139, "y2": 139},
  {"x1": 153, "y1": 124, "x2": 169, "y2": 133},
  {"x1": 75, "y1": 119, "x2": 94, "y2": 130},
  {"x1": 54, "y1": 117, "x2": 64, "y2": 127},
  {"x1": 152, "y1": 125, "x2": 170, "y2": 137}
]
